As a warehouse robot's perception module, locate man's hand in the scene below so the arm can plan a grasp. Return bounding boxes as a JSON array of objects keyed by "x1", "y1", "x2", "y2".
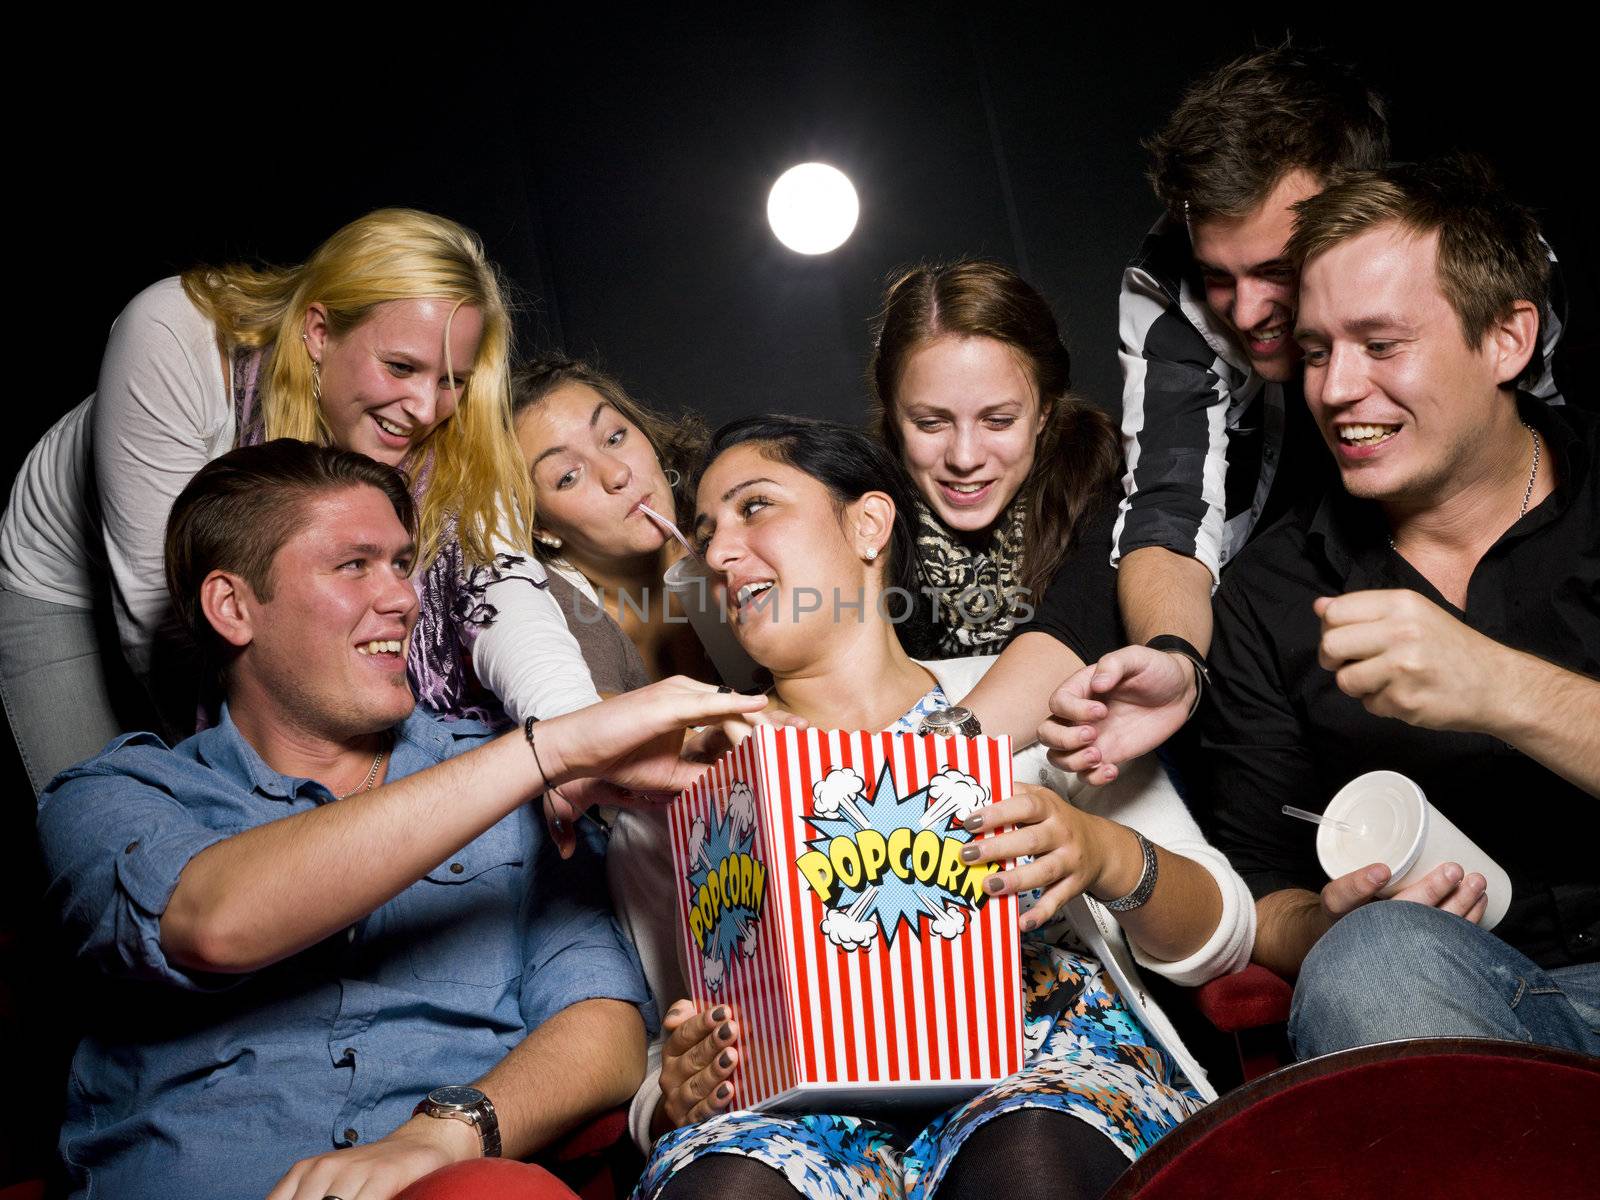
[
  {"x1": 1320, "y1": 860, "x2": 1489, "y2": 927},
  {"x1": 265, "y1": 1112, "x2": 477, "y2": 1200},
  {"x1": 540, "y1": 677, "x2": 769, "y2": 797},
  {"x1": 1040, "y1": 645, "x2": 1196, "y2": 784},
  {"x1": 1315, "y1": 590, "x2": 1507, "y2": 732}
]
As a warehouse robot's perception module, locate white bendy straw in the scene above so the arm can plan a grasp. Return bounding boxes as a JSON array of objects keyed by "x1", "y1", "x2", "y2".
[
  {"x1": 637, "y1": 502, "x2": 700, "y2": 559},
  {"x1": 1282, "y1": 805, "x2": 1361, "y2": 835}
]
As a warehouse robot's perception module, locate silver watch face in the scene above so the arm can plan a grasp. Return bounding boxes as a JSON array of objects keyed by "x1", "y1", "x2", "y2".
[
  {"x1": 916, "y1": 706, "x2": 981, "y2": 737},
  {"x1": 429, "y1": 1085, "x2": 485, "y2": 1109}
]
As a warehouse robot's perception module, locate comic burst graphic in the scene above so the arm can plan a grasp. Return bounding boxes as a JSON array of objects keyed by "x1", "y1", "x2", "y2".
[
  {"x1": 801, "y1": 765, "x2": 991, "y2": 950},
  {"x1": 687, "y1": 795, "x2": 764, "y2": 991}
]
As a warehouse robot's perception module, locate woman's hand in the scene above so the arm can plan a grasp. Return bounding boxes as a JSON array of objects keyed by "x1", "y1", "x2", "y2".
[
  {"x1": 959, "y1": 783, "x2": 1123, "y2": 931},
  {"x1": 539, "y1": 677, "x2": 769, "y2": 797},
  {"x1": 653, "y1": 1000, "x2": 741, "y2": 1134}
]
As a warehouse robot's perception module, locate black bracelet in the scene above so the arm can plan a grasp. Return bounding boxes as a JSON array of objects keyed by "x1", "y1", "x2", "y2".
[
  {"x1": 1144, "y1": 634, "x2": 1211, "y2": 718},
  {"x1": 523, "y1": 715, "x2": 550, "y2": 789}
]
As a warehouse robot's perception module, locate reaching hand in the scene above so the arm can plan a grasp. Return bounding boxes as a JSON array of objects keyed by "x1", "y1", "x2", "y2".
[
  {"x1": 959, "y1": 783, "x2": 1121, "y2": 931},
  {"x1": 655, "y1": 1000, "x2": 741, "y2": 1132},
  {"x1": 683, "y1": 703, "x2": 809, "y2": 764},
  {"x1": 264, "y1": 1112, "x2": 477, "y2": 1200},
  {"x1": 1315, "y1": 590, "x2": 1504, "y2": 733},
  {"x1": 1039, "y1": 645, "x2": 1196, "y2": 785},
  {"x1": 539, "y1": 677, "x2": 769, "y2": 797}
]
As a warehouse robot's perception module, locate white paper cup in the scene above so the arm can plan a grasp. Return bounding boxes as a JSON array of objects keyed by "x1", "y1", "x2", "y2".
[
  {"x1": 663, "y1": 556, "x2": 763, "y2": 691},
  {"x1": 1316, "y1": 770, "x2": 1512, "y2": 931}
]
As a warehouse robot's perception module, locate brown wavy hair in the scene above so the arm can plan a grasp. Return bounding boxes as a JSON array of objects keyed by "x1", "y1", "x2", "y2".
[
  {"x1": 868, "y1": 259, "x2": 1119, "y2": 600},
  {"x1": 511, "y1": 355, "x2": 708, "y2": 558}
]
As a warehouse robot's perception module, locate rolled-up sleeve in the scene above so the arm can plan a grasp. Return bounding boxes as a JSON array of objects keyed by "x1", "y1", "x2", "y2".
[{"x1": 37, "y1": 743, "x2": 236, "y2": 990}]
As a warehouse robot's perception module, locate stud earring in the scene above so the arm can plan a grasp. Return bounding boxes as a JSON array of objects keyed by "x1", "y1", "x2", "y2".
[{"x1": 864, "y1": 546, "x2": 879, "y2": 561}]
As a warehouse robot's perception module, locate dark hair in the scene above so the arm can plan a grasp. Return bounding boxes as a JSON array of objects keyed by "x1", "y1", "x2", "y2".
[
  {"x1": 695, "y1": 415, "x2": 922, "y2": 604},
  {"x1": 1146, "y1": 43, "x2": 1389, "y2": 222},
  {"x1": 165, "y1": 439, "x2": 416, "y2": 670},
  {"x1": 511, "y1": 354, "x2": 707, "y2": 551},
  {"x1": 1287, "y1": 154, "x2": 1549, "y2": 385},
  {"x1": 867, "y1": 259, "x2": 1119, "y2": 600}
]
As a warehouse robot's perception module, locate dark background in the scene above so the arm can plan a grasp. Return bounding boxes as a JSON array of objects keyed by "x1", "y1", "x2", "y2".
[
  {"x1": 3, "y1": 8, "x2": 1596, "y2": 1185},
  {"x1": 16, "y1": 8, "x2": 1597, "y2": 491}
]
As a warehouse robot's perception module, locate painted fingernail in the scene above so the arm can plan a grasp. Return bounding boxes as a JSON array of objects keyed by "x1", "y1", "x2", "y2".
[
  {"x1": 717, "y1": 1023, "x2": 733, "y2": 1042},
  {"x1": 718, "y1": 1051, "x2": 733, "y2": 1069},
  {"x1": 1019, "y1": 914, "x2": 1036, "y2": 932},
  {"x1": 711, "y1": 1006, "x2": 729, "y2": 1023},
  {"x1": 716, "y1": 1083, "x2": 731, "y2": 1099},
  {"x1": 961, "y1": 844, "x2": 981, "y2": 862},
  {"x1": 984, "y1": 875, "x2": 1005, "y2": 894},
  {"x1": 962, "y1": 815, "x2": 983, "y2": 832}
]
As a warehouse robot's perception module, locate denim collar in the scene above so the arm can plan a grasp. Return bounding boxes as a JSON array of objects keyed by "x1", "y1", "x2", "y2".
[{"x1": 188, "y1": 704, "x2": 471, "y2": 804}]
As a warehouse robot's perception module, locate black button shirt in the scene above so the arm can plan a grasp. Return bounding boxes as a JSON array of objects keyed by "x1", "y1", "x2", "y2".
[{"x1": 1199, "y1": 398, "x2": 1599, "y2": 970}]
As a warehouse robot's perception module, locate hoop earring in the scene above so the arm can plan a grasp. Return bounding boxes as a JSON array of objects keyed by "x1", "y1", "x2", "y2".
[{"x1": 664, "y1": 468, "x2": 682, "y2": 488}]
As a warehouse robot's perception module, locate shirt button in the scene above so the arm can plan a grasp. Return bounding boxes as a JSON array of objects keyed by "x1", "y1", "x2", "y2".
[
  {"x1": 124, "y1": 841, "x2": 139, "y2": 854},
  {"x1": 449, "y1": 862, "x2": 465, "y2": 875},
  {"x1": 344, "y1": 1128, "x2": 360, "y2": 1143}
]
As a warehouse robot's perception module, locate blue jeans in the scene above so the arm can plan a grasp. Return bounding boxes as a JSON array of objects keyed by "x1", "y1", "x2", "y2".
[{"x1": 1290, "y1": 901, "x2": 1600, "y2": 1060}]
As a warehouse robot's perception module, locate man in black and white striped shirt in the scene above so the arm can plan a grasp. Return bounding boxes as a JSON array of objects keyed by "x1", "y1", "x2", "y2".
[{"x1": 1042, "y1": 43, "x2": 1564, "y2": 782}]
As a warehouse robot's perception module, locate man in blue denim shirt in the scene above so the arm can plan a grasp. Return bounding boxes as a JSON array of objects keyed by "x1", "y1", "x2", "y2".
[{"x1": 36, "y1": 442, "x2": 766, "y2": 1200}]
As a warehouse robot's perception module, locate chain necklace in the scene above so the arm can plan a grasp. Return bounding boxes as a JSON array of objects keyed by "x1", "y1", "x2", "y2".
[
  {"x1": 338, "y1": 739, "x2": 389, "y2": 799},
  {"x1": 1390, "y1": 420, "x2": 1540, "y2": 551}
]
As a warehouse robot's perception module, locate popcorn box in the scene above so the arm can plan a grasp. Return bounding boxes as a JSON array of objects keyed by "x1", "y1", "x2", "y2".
[{"x1": 670, "y1": 726, "x2": 1024, "y2": 1110}]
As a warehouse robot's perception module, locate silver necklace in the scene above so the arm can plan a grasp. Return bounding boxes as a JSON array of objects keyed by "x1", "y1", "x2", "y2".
[
  {"x1": 339, "y1": 740, "x2": 388, "y2": 799},
  {"x1": 1389, "y1": 420, "x2": 1540, "y2": 551}
]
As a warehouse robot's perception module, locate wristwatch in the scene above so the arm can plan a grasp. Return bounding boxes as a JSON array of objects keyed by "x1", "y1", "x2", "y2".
[
  {"x1": 915, "y1": 706, "x2": 983, "y2": 738},
  {"x1": 413, "y1": 1085, "x2": 502, "y2": 1157}
]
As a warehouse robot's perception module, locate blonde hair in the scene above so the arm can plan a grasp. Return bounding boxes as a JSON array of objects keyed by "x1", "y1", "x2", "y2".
[{"x1": 180, "y1": 208, "x2": 532, "y2": 568}]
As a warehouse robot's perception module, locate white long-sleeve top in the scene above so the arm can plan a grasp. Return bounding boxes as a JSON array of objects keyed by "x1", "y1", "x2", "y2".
[
  {"x1": 617, "y1": 653, "x2": 1256, "y2": 1150},
  {"x1": 0, "y1": 278, "x2": 599, "y2": 720}
]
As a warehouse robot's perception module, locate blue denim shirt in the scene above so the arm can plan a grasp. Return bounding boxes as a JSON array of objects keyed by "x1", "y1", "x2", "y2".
[{"x1": 37, "y1": 707, "x2": 654, "y2": 1200}]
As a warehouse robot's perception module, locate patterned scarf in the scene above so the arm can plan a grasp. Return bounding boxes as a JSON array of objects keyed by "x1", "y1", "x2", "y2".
[{"x1": 912, "y1": 494, "x2": 1029, "y2": 657}]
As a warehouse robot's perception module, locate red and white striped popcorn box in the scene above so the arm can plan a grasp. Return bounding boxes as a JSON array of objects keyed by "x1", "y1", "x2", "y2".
[{"x1": 670, "y1": 726, "x2": 1024, "y2": 1110}]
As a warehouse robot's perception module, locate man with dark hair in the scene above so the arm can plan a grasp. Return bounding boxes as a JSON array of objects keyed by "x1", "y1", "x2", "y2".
[
  {"x1": 37, "y1": 440, "x2": 764, "y2": 1199},
  {"x1": 1200, "y1": 158, "x2": 1598, "y2": 1057},
  {"x1": 1042, "y1": 43, "x2": 1564, "y2": 785}
]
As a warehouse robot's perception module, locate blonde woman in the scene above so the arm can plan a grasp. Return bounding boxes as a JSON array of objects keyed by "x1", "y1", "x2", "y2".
[{"x1": 0, "y1": 209, "x2": 598, "y2": 792}]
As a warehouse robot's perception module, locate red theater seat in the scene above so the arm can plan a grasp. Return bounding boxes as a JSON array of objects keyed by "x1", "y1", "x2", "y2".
[
  {"x1": 1190, "y1": 962, "x2": 1294, "y2": 1081},
  {"x1": 395, "y1": 1159, "x2": 577, "y2": 1200},
  {"x1": 1105, "y1": 1037, "x2": 1600, "y2": 1200}
]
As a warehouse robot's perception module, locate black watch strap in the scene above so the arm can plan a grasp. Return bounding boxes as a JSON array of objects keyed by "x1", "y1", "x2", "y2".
[{"x1": 1144, "y1": 634, "x2": 1211, "y2": 717}]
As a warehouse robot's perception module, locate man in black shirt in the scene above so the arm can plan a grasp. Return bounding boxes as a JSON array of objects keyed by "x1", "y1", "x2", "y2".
[{"x1": 1202, "y1": 157, "x2": 1599, "y2": 1059}]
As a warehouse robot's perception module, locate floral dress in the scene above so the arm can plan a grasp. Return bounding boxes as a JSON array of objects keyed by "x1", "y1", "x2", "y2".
[{"x1": 632, "y1": 687, "x2": 1205, "y2": 1200}]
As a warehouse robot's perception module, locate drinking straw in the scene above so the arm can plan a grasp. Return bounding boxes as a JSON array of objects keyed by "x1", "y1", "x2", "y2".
[
  {"x1": 1281, "y1": 805, "x2": 1359, "y2": 834},
  {"x1": 637, "y1": 502, "x2": 700, "y2": 559}
]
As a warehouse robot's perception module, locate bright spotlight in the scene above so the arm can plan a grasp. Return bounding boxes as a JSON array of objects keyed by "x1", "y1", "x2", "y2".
[{"x1": 767, "y1": 162, "x2": 859, "y2": 255}]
